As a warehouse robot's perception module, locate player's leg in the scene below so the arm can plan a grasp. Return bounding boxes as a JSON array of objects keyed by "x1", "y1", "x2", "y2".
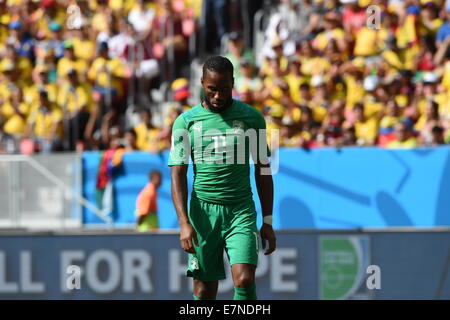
[
  {"x1": 187, "y1": 197, "x2": 226, "y2": 299},
  {"x1": 223, "y1": 200, "x2": 259, "y2": 300},
  {"x1": 231, "y1": 263, "x2": 257, "y2": 300},
  {"x1": 193, "y1": 279, "x2": 219, "y2": 300}
]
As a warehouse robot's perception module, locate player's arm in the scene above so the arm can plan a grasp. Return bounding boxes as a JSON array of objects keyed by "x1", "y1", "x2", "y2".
[
  {"x1": 255, "y1": 161, "x2": 276, "y2": 255},
  {"x1": 252, "y1": 110, "x2": 276, "y2": 255},
  {"x1": 171, "y1": 165, "x2": 198, "y2": 254},
  {"x1": 169, "y1": 115, "x2": 198, "y2": 253}
]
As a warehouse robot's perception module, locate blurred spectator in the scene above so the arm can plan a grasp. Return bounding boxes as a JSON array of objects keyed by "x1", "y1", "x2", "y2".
[
  {"x1": 203, "y1": 0, "x2": 229, "y2": 51},
  {"x1": 387, "y1": 122, "x2": 419, "y2": 149},
  {"x1": 430, "y1": 125, "x2": 446, "y2": 146},
  {"x1": 128, "y1": 0, "x2": 156, "y2": 38},
  {"x1": 297, "y1": 105, "x2": 320, "y2": 148},
  {"x1": 436, "y1": 6, "x2": 450, "y2": 44},
  {"x1": 151, "y1": 0, "x2": 188, "y2": 79},
  {"x1": 310, "y1": 75, "x2": 330, "y2": 123},
  {"x1": 24, "y1": 89, "x2": 63, "y2": 153},
  {"x1": 264, "y1": 102, "x2": 284, "y2": 150},
  {"x1": 284, "y1": 55, "x2": 306, "y2": 105},
  {"x1": 342, "y1": 0, "x2": 366, "y2": 36},
  {"x1": 235, "y1": 59, "x2": 263, "y2": 103},
  {"x1": 72, "y1": 25, "x2": 96, "y2": 63},
  {"x1": 353, "y1": 103, "x2": 379, "y2": 146},
  {"x1": 225, "y1": 31, "x2": 255, "y2": 82},
  {"x1": 0, "y1": 123, "x2": 17, "y2": 154},
  {"x1": 57, "y1": 69, "x2": 94, "y2": 151},
  {"x1": 57, "y1": 40, "x2": 88, "y2": 82},
  {"x1": 88, "y1": 41, "x2": 127, "y2": 114},
  {"x1": 6, "y1": 20, "x2": 34, "y2": 60},
  {"x1": 418, "y1": 100, "x2": 443, "y2": 145},
  {"x1": 124, "y1": 128, "x2": 140, "y2": 151},
  {"x1": 320, "y1": 100, "x2": 345, "y2": 147},
  {"x1": 0, "y1": 87, "x2": 29, "y2": 142},
  {"x1": 342, "y1": 126, "x2": 357, "y2": 146},
  {"x1": 134, "y1": 108, "x2": 164, "y2": 153},
  {"x1": 95, "y1": 123, "x2": 126, "y2": 216},
  {"x1": 136, "y1": 170, "x2": 162, "y2": 231},
  {"x1": 313, "y1": 11, "x2": 347, "y2": 54},
  {"x1": 378, "y1": 100, "x2": 402, "y2": 147}
]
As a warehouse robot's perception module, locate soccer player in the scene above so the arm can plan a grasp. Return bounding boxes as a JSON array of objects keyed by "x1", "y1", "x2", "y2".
[{"x1": 168, "y1": 56, "x2": 276, "y2": 300}]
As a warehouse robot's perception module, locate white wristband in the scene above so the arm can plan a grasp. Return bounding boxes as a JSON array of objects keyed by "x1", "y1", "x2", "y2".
[{"x1": 263, "y1": 215, "x2": 273, "y2": 225}]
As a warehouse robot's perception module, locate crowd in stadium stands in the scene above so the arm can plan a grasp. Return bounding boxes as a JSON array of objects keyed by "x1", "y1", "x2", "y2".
[{"x1": 1, "y1": 0, "x2": 450, "y2": 155}]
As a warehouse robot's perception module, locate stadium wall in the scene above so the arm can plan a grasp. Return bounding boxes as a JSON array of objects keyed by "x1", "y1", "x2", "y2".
[
  {"x1": 0, "y1": 230, "x2": 449, "y2": 299},
  {"x1": 82, "y1": 147, "x2": 450, "y2": 229}
]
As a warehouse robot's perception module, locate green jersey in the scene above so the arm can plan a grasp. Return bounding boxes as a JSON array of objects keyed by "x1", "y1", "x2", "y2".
[{"x1": 168, "y1": 99, "x2": 270, "y2": 204}]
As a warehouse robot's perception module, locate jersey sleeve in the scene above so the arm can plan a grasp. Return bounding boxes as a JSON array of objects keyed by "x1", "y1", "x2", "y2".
[{"x1": 168, "y1": 114, "x2": 191, "y2": 166}]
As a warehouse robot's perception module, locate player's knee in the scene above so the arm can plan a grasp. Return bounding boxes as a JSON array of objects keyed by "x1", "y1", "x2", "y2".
[
  {"x1": 194, "y1": 282, "x2": 217, "y2": 299},
  {"x1": 234, "y1": 274, "x2": 255, "y2": 288}
]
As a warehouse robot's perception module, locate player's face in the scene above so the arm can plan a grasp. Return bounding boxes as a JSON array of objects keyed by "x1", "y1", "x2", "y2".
[{"x1": 201, "y1": 70, "x2": 234, "y2": 112}]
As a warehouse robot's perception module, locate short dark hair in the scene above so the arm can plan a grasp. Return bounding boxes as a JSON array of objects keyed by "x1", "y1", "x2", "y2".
[
  {"x1": 202, "y1": 56, "x2": 234, "y2": 78},
  {"x1": 300, "y1": 83, "x2": 310, "y2": 90},
  {"x1": 432, "y1": 125, "x2": 444, "y2": 135},
  {"x1": 125, "y1": 128, "x2": 137, "y2": 139},
  {"x1": 354, "y1": 103, "x2": 364, "y2": 111},
  {"x1": 139, "y1": 108, "x2": 152, "y2": 116},
  {"x1": 149, "y1": 170, "x2": 161, "y2": 180}
]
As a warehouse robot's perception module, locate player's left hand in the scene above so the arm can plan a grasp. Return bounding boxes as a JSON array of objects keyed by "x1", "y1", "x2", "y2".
[{"x1": 260, "y1": 223, "x2": 276, "y2": 255}]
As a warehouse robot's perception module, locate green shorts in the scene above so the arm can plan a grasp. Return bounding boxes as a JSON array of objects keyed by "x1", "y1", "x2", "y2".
[{"x1": 186, "y1": 196, "x2": 259, "y2": 281}]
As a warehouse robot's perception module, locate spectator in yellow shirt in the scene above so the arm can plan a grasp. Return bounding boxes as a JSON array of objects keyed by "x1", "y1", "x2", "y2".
[
  {"x1": 24, "y1": 89, "x2": 63, "y2": 152},
  {"x1": 387, "y1": 122, "x2": 418, "y2": 149},
  {"x1": 260, "y1": 58, "x2": 288, "y2": 105},
  {"x1": 284, "y1": 55, "x2": 307, "y2": 105},
  {"x1": 88, "y1": 41, "x2": 127, "y2": 111},
  {"x1": 57, "y1": 69, "x2": 94, "y2": 151},
  {"x1": 24, "y1": 64, "x2": 58, "y2": 105},
  {"x1": 310, "y1": 75, "x2": 329, "y2": 123},
  {"x1": 57, "y1": 40, "x2": 88, "y2": 83},
  {"x1": 258, "y1": 37, "x2": 288, "y2": 78},
  {"x1": 313, "y1": 12, "x2": 347, "y2": 53},
  {"x1": 133, "y1": 108, "x2": 163, "y2": 153},
  {"x1": 72, "y1": 26, "x2": 96, "y2": 63},
  {"x1": 378, "y1": 100, "x2": 402, "y2": 147},
  {"x1": 1, "y1": 88, "x2": 29, "y2": 137},
  {"x1": 298, "y1": 39, "x2": 331, "y2": 76},
  {"x1": 1, "y1": 47, "x2": 31, "y2": 89},
  {"x1": 353, "y1": 103, "x2": 379, "y2": 146}
]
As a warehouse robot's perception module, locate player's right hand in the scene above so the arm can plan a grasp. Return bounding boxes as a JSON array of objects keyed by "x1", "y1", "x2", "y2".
[{"x1": 179, "y1": 222, "x2": 198, "y2": 254}]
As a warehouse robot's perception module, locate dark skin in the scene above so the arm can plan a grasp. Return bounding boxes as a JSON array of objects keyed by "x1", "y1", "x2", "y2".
[{"x1": 171, "y1": 69, "x2": 276, "y2": 299}]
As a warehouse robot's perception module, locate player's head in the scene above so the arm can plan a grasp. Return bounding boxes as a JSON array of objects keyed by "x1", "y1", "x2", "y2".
[
  {"x1": 149, "y1": 170, "x2": 162, "y2": 188},
  {"x1": 201, "y1": 56, "x2": 234, "y2": 113}
]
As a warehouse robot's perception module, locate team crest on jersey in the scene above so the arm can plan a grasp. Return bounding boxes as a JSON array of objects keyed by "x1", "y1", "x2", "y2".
[
  {"x1": 232, "y1": 120, "x2": 244, "y2": 133},
  {"x1": 190, "y1": 257, "x2": 199, "y2": 270}
]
